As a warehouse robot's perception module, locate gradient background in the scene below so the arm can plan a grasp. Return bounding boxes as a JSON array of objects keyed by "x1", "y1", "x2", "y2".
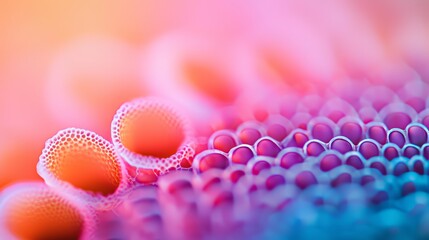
[{"x1": 0, "y1": 0, "x2": 428, "y2": 190}]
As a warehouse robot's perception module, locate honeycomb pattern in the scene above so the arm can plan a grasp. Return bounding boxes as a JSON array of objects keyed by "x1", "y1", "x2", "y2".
[
  {"x1": 111, "y1": 97, "x2": 195, "y2": 175},
  {"x1": 0, "y1": 182, "x2": 92, "y2": 240},
  {"x1": 38, "y1": 128, "x2": 127, "y2": 208}
]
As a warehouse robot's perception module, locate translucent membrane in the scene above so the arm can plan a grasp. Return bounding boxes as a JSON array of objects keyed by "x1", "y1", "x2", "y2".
[
  {"x1": 111, "y1": 97, "x2": 195, "y2": 173},
  {"x1": 0, "y1": 182, "x2": 92, "y2": 240},
  {"x1": 228, "y1": 144, "x2": 255, "y2": 165},
  {"x1": 275, "y1": 148, "x2": 305, "y2": 169},
  {"x1": 329, "y1": 136, "x2": 354, "y2": 154},
  {"x1": 308, "y1": 117, "x2": 337, "y2": 143},
  {"x1": 281, "y1": 129, "x2": 309, "y2": 148},
  {"x1": 304, "y1": 139, "x2": 327, "y2": 157},
  {"x1": 254, "y1": 137, "x2": 281, "y2": 157},
  {"x1": 318, "y1": 152, "x2": 343, "y2": 172},
  {"x1": 379, "y1": 103, "x2": 417, "y2": 129},
  {"x1": 236, "y1": 121, "x2": 266, "y2": 145},
  {"x1": 406, "y1": 123, "x2": 428, "y2": 147},
  {"x1": 208, "y1": 130, "x2": 240, "y2": 153},
  {"x1": 366, "y1": 122, "x2": 388, "y2": 145},
  {"x1": 193, "y1": 150, "x2": 229, "y2": 173},
  {"x1": 338, "y1": 117, "x2": 364, "y2": 145},
  {"x1": 357, "y1": 139, "x2": 381, "y2": 159},
  {"x1": 264, "y1": 115, "x2": 293, "y2": 142},
  {"x1": 247, "y1": 156, "x2": 275, "y2": 175},
  {"x1": 319, "y1": 98, "x2": 358, "y2": 123},
  {"x1": 37, "y1": 128, "x2": 127, "y2": 208},
  {"x1": 381, "y1": 143, "x2": 401, "y2": 161},
  {"x1": 387, "y1": 128, "x2": 407, "y2": 148}
]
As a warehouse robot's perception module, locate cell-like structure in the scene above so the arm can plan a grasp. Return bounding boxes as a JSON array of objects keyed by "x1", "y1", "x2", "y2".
[
  {"x1": 37, "y1": 128, "x2": 128, "y2": 209},
  {"x1": 0, "y1": 182, "x2": 93, "y2": 240}
]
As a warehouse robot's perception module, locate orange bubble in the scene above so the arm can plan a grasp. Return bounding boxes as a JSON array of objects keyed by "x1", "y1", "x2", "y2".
[
  {"x1": 38, "y1": 128, "x2": 127, "y2": 208},
  {"x1": 0, "y1": 182, "x2": 92, "y2": 240},
  {"x1": 112, "y1": 97, "x2": 195, "y2": 173}
]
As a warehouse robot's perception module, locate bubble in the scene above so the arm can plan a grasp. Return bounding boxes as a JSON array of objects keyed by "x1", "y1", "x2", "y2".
[
  {"x1": 282, "y1": 129, "x2": 309, "y2": 148},
  {"x1": 408, "y1": 156, "x2": 427, "y2": 175},
  {"x1": 402, "y1": 144, "x2": 420, "y2": 159},
  {"x1": 247, "y1": 156, "x2": 275, "y2": 175},
  {"x1": 111, "y1": 97, "x2": 195, "y2": 172},
  {"x1": 276, "y1": 148, "x2": 305, "y2": 169},
  {"x1": 357, "y1": 139, "x2": 381, "y2": 159},
  {"x1": 229, "y1": 144, "x2": 256, "y2": 165},
  {"x1": 208, "y1": 130, "x2": 240, "y2": 153},
  {"x1": 291, "y1": 112, "x2": 313, "y2": 130},
  {"x1": 366, "y1": 122, "x2": 388, "y2": 145},
  {"x1": 382, "y1": 144, "x2": 401, "y2": 161},
  {"x1": 319, "y1": 98, "x2": 358, "y2": 123},
  {"x1": 360, "y1": 86, "x2": 398, "y2": 111},
  {"x1": 338, "y1": 118, "x2": 364, "y2": 145},
  {"x1": 37, "y1": 128, "x2": 127, "y2": 208},
  {"x1": 193, "y1": 150, "x2": 229, "y2": 173},
  {"x1": 389, "y1": 158, "x2": 409, "y2": 177},
  {"x1": 344, "y1": 152, "x2": 365, "y2": 170},
  {"x1": 406, "y1": 123, "x2": 428, "y2": 147},
  {"x1": 422, "y1": 144, "x2": 429, "y2": 160},
  {"x1": 367, "y1": 157, "x2": 388, "y2": 175},
  {"x1": 223, "y1": 165, "x2": 247, "y2": 184},
  {"x1": 254, "y1": 137, "x2": 281, "y2": 157},
  {"x1": 0, "y1": 182, "x2": 92, "y2": 240},
  {"x1": 319, "y1": 152, "x2": 343, "y2": 172},
  {"x1": 329, "y1": 136, "x2": 354, "y2": 154},
  {"x1": 304, "y1": 139, "x2": 327, "y2": 157},
  {"x1": 294, "y1": 171, "x2": 318, "y2": 190},
  {"x1": 264, "y1": 115, "x2": 293, "y2": 142},
  {"x1": 379, "y1": 103, "x2": 417, "y2": 129},
  {"x1": 236, "y1": 121, "x2": 266, "y2": 145},
  {"x1": 387, "y1": 128, "x2": 407, "y2": 148},
  {"x1": 309, "y1": 117, "x2": 337, "y2": 143}
]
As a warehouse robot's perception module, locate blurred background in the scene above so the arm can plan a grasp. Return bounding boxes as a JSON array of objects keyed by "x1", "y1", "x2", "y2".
[{"x1": 0, "y1": 0, "x2": 428, "y2": 189}]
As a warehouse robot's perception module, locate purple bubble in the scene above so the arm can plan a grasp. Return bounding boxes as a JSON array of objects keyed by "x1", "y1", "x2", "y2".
[
  {"x1": 277, "y1": 150, "x2": 305, "y2": 169},
  {"x1": 393, "y1": 162, "x2": 409, "y2": 176},
  {"x1": 249, "y1": 158, "x2": 272, "y2": 175},
  {"x1": 410, "y1": 158, "x2": 425, "y2": 175},
  {"x1": 194, "y1": 150, "x2": 229, "y2": 173},
  {"x1": 369, "y1": 161, "x2": 387, "y2": 175},
  {"x1": 388, "y1": 129, "x2": 406, "y2": 148},
  {"x1": 401, "y1": 182, "x2": 416, "y2": 196},
  {"x1": 236, "y1": 122, "x2": 265, "y2": 145},
  {"x1": 329, "y1": 137, "x2": 354, "y2": 154},
  {"x1": 384, "y1": 112, "x2": 412, "y2": 129},
  {"x1": 331, "y1": 173, "x2": 352, "y2": 188},
  {"x1": 360, "y1": 175, "x2": 376, "y2": 185},
  {"x1": 345, "y1": 154, "x2": 364, "y2": 170},
  {"x1": 382, "y1": 145, "x2": 400, "y2": 161},
  {"x1": 370, "y1": 191, "x2": 389, "y2": 205},
  {"x1": 265, "y1": 174, "x2": 286, "y2": 190},
  {"x1": 319, "y1": 154, "x2": 342, "y2": 172},
  {"x1": 310, "y1": 122, "x2": 335, "y2": 143},
  {"x1": 407, "y1": 124, "x2": 428, "y2": 146},
  {"x1": 209, "y1": 130, "x2": 239, "y2": 153},
  {"x1": 422, "y1": 144, "x2": 429, "y2": 160},
  {"x1": 229, "y1": 145, "x2": 255, "y2": 165},
  {"x1": 295, "y1": 171, "x2": 318, "y2": 189},
  {"x1": 282, "y1": 130, "x2": 309, "y2": 148},
  {"x1": 339, "y1": 121, "x2": 363, "y2": 145},
  {"x1": 254, "y1": 137, "x2": 281, "y2": 157},
  {"x1": 304, "y1": 140, "x2": 327, "y2": 157},
  {"x1": 357, "y1": 139, "x2": 380, "y2": 159},
  {"x1": 402, "y1": 145, "x2": 420, "y2": 159},
  {"x1": 367, "y1": 123, "x2": 388, "y2": 145}
]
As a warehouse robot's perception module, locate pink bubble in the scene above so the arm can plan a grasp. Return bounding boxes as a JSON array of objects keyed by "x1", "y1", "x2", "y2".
[
  {"x1": 276, "y1": 149, "x2": 305, "y2": 169},
  {"x1": 236, "y1": 121, "x2": 265, "y2": 145},
  {"x1": 282, "y1": 129, "x2": 309, "y2": 148},
  {"x1": 331, "y1": 172, "x2": 352, "y2": 188},
  {"x1": 254, "y1": 137, "x2": 281, "y2": 157},
  {"x1": 247, "y1": 157, "x2": 274, "y2": 175},
  {"x1": 229, "y1": 145, "x2": 255, "y2": 165},
  {"x1": 208, "y1": 130, "x2": 239, "y2": 153},
  {"x1": 309, "y1": 118, "x2": 337, "y2": 143},
  {"x1": 304, "y1": 139, "x2": 327, "y2": 157},
  {"x1": 319, "y1": 153, "x2": 342, "y2": 172},
  {"x1": 338, "y1": 118, "x2": 364, "y2": 145},
  {"x1": 265, "y1": 174, "x2": 286, "y2": 190},
  {"x1": 295, "y1": 171, "x2": 318, "y2": 189},
  {"x1": 193, "y1": 150, "x2": 229, "y2": 173}
]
